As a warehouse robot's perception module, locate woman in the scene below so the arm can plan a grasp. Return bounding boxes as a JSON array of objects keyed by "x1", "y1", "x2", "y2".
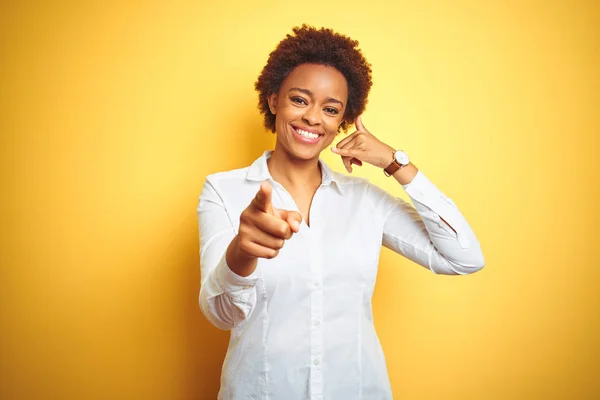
[{"x1": 198, "y1": 25, "x2": 484, "y2": 400}]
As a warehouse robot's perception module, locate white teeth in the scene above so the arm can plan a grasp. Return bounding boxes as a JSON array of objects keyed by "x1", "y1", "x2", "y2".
[{"x1": 296, "y1": 128, "x2": 319, "y2": 139}]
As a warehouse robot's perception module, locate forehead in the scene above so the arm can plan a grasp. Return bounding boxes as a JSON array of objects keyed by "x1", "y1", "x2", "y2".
[{"x1": 280, "y1": 63, "x2": 348, "y2": 101}]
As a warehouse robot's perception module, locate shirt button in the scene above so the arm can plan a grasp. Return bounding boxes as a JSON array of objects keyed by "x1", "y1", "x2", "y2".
[
  {"x1": 313, "y1": 358, "x2": 320, "y2": 366},
  {"x1": 313, "y1": 281, "x2": 320, "y2": 289},
  {"x1": 314, "y1": 319, "x2": 321, "y2": 327}
]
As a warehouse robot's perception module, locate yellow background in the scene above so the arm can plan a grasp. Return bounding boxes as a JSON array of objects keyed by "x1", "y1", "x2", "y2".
[{"x1": 1, "y1": 0, "x2": 598, "y2": 399}]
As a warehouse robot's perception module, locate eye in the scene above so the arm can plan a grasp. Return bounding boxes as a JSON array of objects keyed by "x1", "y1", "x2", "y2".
[
  {"x1": 324, "y1": 107, "x2": 339, "y2": 115},
  {"x1": 291, "y1": 96, "x2": 307, "y2": 105}
]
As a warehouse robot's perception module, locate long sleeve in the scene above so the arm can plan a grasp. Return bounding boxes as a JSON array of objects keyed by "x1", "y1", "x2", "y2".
[
  {"x1": 373, "y1": 171, "x2": 485, "y2": 275},
  {"x1": 197, "y1": 178, "x2": 259, "y2": 330}
]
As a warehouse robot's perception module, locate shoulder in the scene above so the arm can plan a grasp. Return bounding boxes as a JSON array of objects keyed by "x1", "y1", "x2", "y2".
[
  {"x1": 330, "y1": 170, "x2": 380, "y2": 196},
  {"x1": 330, "y1": 170, "x2": 370, "y2": 187},
  {"x1": 199, "y1": 166, "x2": 252, "y2": 200},
  {"x1": 205, "y1": 166, "x2": 250, "y2": 185},
  {"x1": 331, "y1": 170, "x2": 400, "y2": 209}
]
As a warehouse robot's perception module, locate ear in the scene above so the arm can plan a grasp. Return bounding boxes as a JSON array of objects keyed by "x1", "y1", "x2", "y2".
[
  {"x1": 267, "y1": 93, "x2": 278, "y2": 114},
  {"x1": 337, "y1": 118, "x2": 347, "y2": 133}
]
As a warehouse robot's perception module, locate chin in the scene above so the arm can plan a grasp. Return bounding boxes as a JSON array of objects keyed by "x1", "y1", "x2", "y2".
[{"x1": 288, "y1": 146, "x2": 322, "y2": 161}]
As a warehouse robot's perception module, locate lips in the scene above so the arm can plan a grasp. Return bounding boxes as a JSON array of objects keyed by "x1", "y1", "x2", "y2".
[{"x1": 291, "y1": 125, "x2": 323, "y2": 144}]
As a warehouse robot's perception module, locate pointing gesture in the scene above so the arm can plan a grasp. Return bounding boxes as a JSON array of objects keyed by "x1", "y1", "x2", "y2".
[
  {"x1": 331, "y1": 115, "x2": 396, "y2": 173},
  {"x1": 252, "y1": 181, "x2": 279, "y2": 216},
  {"x1": 237, "y1": 182, "x2": 302, "y2": 260}
]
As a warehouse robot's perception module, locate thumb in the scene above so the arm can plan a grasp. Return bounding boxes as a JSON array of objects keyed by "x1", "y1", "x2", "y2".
[
  {"x1": 277, "y1": 209, "x2": 302, "y2": 232},
  {"x1": 355, "y1": 115, "x2": 367, "y2": 133}
]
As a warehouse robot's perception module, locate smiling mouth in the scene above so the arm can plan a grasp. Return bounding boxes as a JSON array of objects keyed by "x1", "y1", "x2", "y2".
[{"x1": 291, "y1": 125, "x2": 323, "y2": 142}]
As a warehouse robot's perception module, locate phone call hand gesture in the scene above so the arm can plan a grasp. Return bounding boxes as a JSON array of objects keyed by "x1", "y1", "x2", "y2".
[{"x1": 331, "y1": 116, "x2": 395, "y2": 173}]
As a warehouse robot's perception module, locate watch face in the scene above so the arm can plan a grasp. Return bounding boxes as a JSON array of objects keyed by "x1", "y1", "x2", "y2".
[{"x1": 395, "y1": 151, "x2": 409, "y2": 165}]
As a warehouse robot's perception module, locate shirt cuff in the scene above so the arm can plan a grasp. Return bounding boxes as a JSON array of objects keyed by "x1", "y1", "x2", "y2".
[
  {"x1": 214, "y1": 252, "x2": 260, "y2": 293},
  {"x1": 401, "y1": 169, "x2": 431, "y2": 195}
]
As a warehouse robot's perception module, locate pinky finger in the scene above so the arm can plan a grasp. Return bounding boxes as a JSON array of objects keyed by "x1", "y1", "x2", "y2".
[{"x1": 241, "y1": 240, "x2": 279, "y2": 259}]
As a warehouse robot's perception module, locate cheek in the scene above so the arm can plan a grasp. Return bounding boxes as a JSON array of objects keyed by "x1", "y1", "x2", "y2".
[
  {"x1": 322, "y1": 118, "x2": 343, "y2": 144},
  {"x1": 276, "y1": 106, "x2": 300, "y2": 123},
  {"x1": 327, "y1": 116, "x2": 344, "y2": 134},
  {"x1": 322, "y1": 133, "x2": 338, "y2": 148}
]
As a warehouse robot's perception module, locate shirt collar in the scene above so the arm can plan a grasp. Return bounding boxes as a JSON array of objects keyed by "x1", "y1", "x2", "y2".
[{"x1": 246, "y1": 150, "x2": 345, "y2": 194}]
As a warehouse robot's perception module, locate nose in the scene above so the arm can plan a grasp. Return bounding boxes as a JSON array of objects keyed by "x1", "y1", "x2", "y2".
[{"x1": 302, "y1": 104, "x2": 320, "y2": 126}]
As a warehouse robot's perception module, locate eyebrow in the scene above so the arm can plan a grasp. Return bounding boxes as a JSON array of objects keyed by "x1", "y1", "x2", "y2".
[{"x1": 289, "y1": 87, "x2": 345, "y2": 107}]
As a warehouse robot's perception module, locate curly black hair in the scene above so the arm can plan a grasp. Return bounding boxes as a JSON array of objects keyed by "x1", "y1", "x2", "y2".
[{"x1": 255, "y1": 25, "x2": 373, "y2": 133}]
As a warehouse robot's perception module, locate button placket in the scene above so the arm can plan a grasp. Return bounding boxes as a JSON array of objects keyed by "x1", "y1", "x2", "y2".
[{"x1": 309, "y1": 239, "x2": 324, "y2": 399}]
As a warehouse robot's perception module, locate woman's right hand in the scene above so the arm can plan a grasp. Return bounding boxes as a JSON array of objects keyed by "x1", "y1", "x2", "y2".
[{"x1": 226, "y1": 182, "x2": 302, "y2": 276}]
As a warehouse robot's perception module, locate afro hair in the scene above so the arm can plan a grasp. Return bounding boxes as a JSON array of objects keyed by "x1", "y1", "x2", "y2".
[{"x1": 255, "y1": 25, "x2": 373, "y2": 133}]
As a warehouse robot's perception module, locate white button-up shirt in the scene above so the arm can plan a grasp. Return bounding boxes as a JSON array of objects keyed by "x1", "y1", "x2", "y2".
[{"x1": 198, "y1": 151, "x2": 484, "y2": 399}]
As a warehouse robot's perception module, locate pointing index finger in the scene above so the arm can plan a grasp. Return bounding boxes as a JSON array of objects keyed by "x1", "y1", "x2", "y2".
[{"x1": 253, "y1": 182, "x2": 273, "y2": 212}]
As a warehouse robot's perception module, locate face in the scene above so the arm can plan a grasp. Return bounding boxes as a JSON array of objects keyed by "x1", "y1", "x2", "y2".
[{"x1": 268, "y1": 63, "x2": 348, "y2": 162}]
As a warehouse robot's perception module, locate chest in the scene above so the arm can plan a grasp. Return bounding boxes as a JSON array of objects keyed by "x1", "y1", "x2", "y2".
[
  {"x1": 257, "y1": 186, "x2": 385, "y2": 295},
  {"x1": 291, "y1": 192, "x2": 314, "y2": 226}
]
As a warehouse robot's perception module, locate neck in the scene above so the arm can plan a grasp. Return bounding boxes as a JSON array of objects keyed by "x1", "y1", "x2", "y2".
[{"x1": 267, "y1": 145, "x2": 322, "y2": 190}]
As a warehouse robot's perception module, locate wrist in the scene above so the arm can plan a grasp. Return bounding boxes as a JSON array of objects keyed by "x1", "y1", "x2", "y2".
[
  {"x1": 392, "y1": 163, "x2": 418, "y2": 185},
  {"x1": 379, "y1": 144, "x2": 396, "y2": 168},
  {"x1": 226, "y1": 235, "x2": 258, "y2": 277},
  {"x1": 383, "y1": 148, "x2": 410, "y2": 176}
]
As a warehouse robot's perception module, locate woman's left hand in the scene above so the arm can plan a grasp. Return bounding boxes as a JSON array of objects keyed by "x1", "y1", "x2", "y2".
[{"x1": 331, "y1": 116, "x2": 395, "y2": 173}]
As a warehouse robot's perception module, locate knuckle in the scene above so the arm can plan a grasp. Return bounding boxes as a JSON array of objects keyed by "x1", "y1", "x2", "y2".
[
  {"x1": 240, "y1": 210, "x2": 251, "y2": 223},
  {"x1": 238, "y1": 240, "x2": 251, "y2": 254},
  {"x1": 279, "y1": 224, "x2": 289, "y2": 237},
  {"x1": 239, "y1": 227, "x2": 254, "y2": 239},
  {"x1": 239, "y1": 219, "x2": 254, "y2": 231}
]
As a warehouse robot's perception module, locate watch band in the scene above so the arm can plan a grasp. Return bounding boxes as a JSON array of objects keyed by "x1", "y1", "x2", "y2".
[
  {"x1": 384, "y1": 151, "x2": 402, "y2": 177},
  {"x1": 384, "y1": 161, "x2": 401, "y2": 176}
]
